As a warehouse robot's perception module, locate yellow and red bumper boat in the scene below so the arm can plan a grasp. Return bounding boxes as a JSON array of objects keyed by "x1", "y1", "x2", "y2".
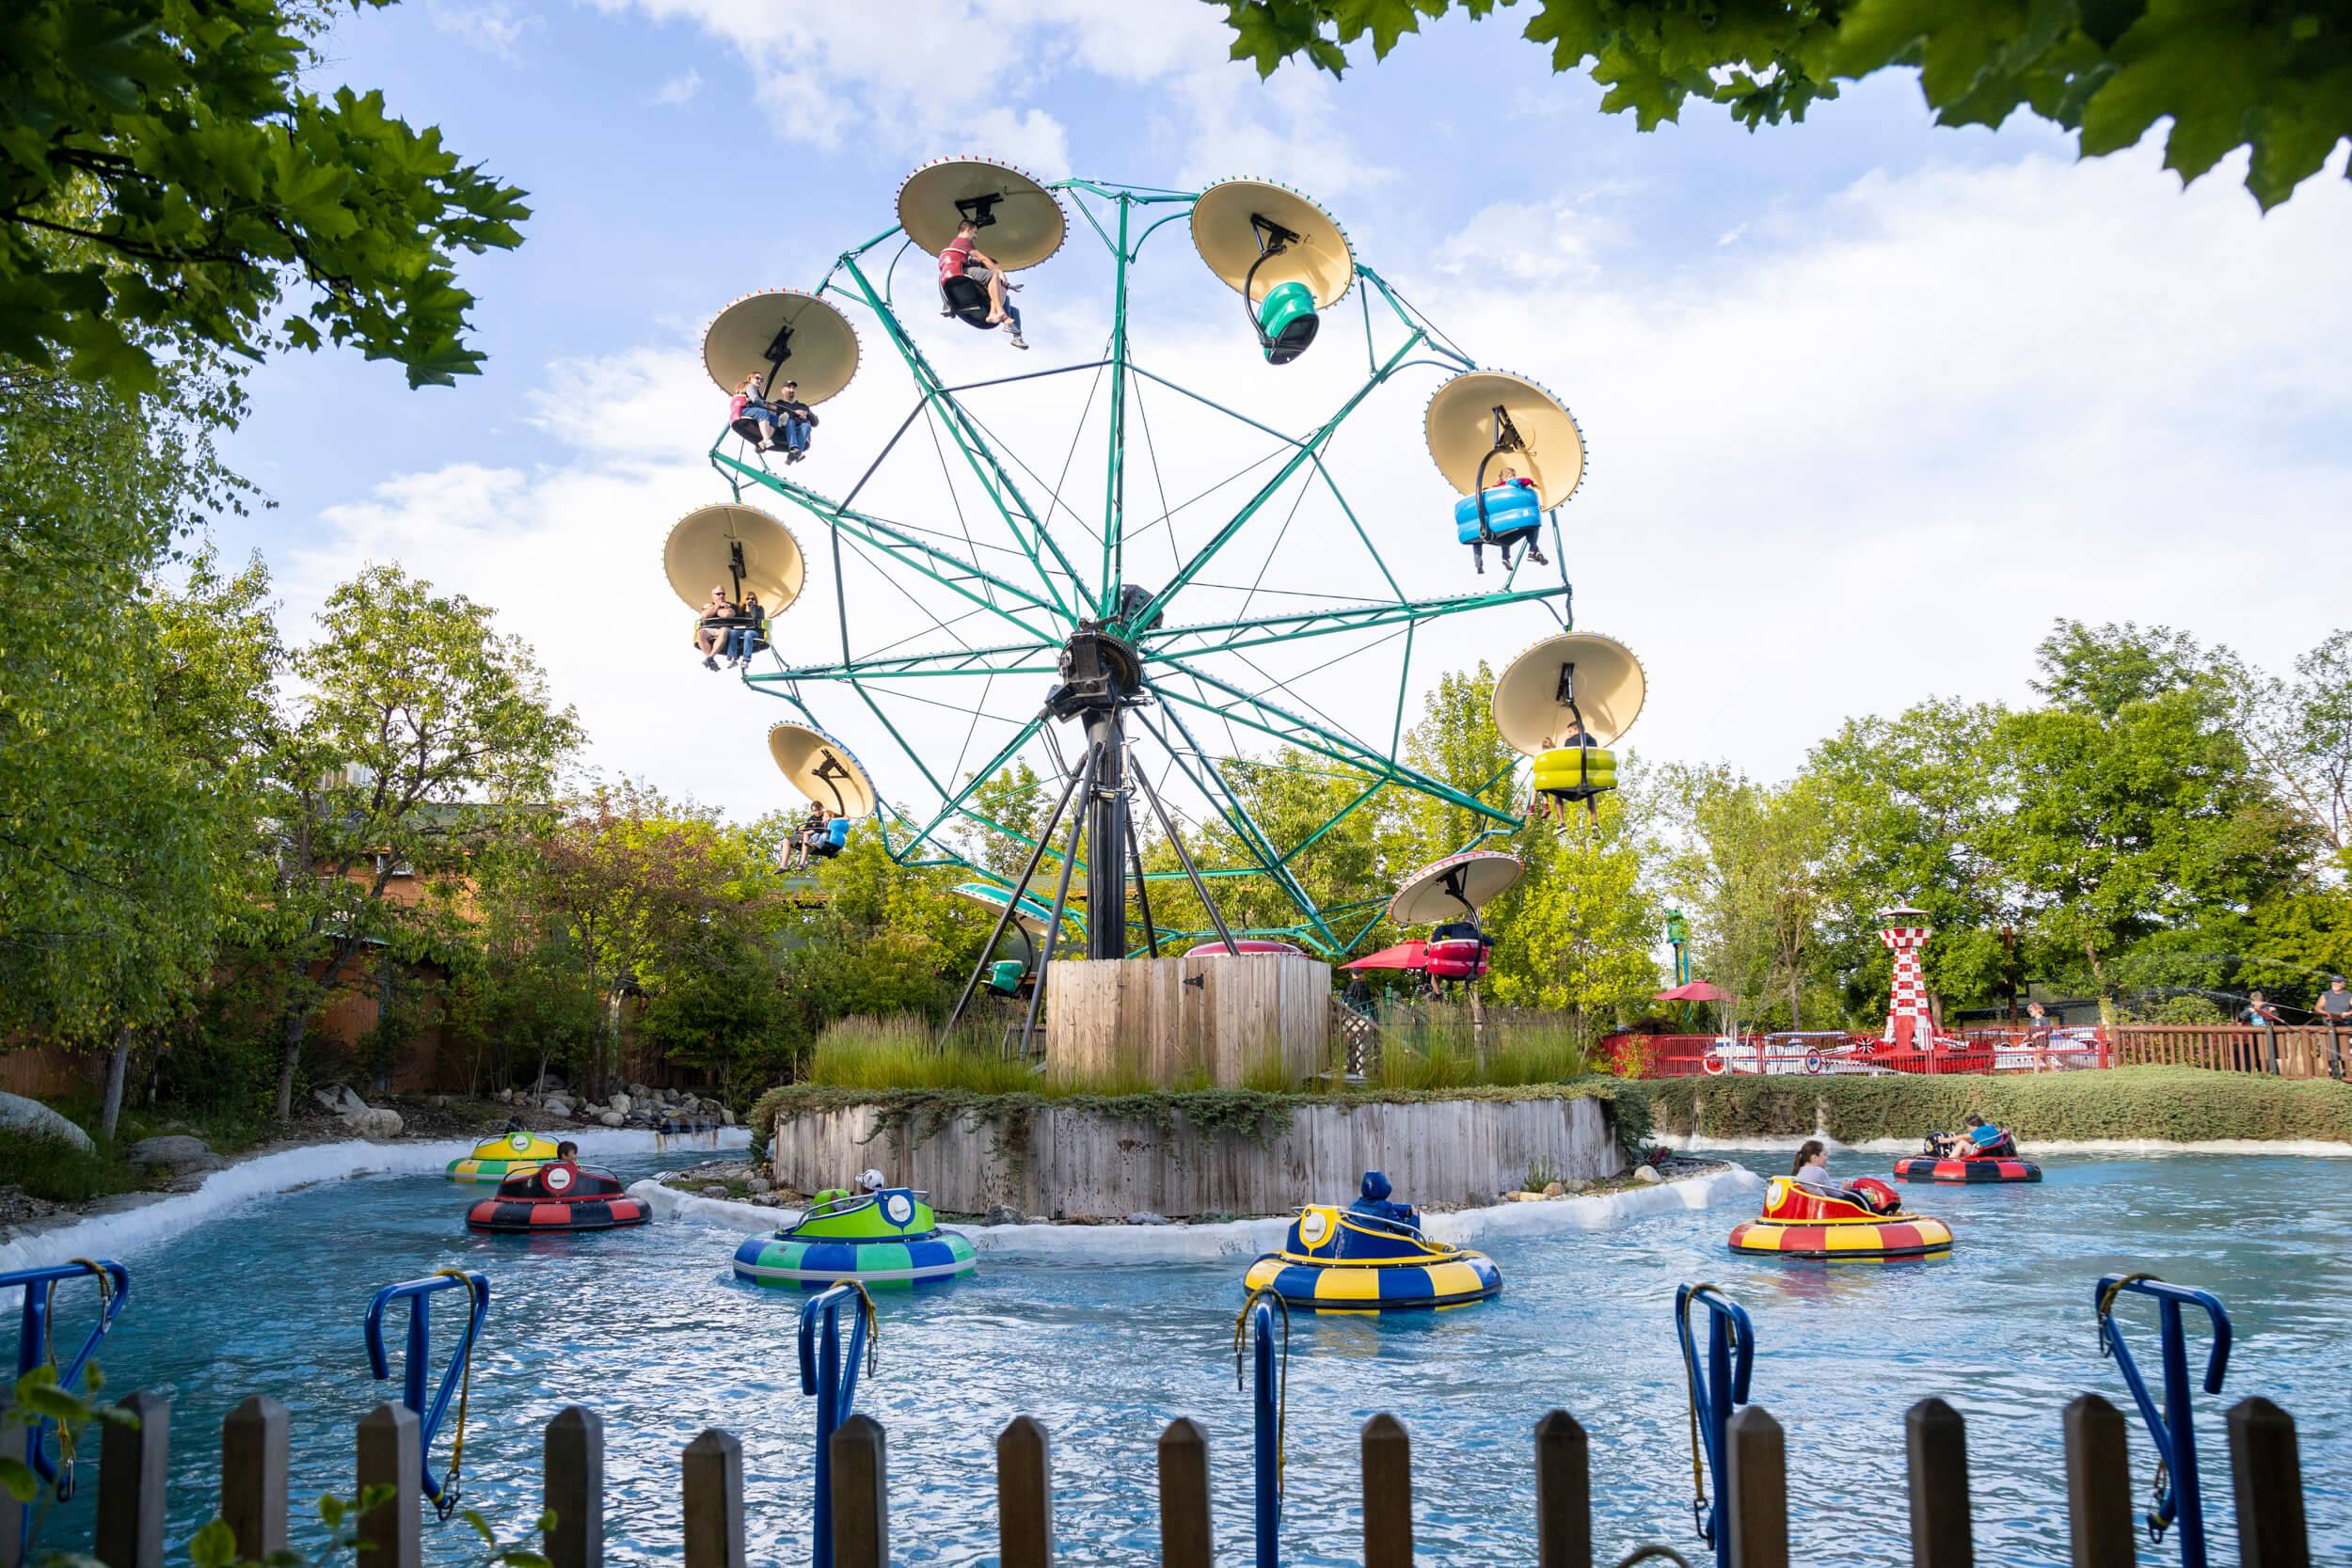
[{"x1": 1728, "y1": 1176, "x2": 1952, "y2": 1260}]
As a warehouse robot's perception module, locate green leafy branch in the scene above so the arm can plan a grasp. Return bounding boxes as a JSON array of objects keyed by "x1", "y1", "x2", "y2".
[{"x1": 1212, "y1": 0, "x2": 2352, "y2": 208}]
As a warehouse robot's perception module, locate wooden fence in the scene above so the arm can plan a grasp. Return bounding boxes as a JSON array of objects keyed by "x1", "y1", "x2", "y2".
[
  {"x1": 4, "y1": 1385, "x2": 2312, "y2": 1568},
  {"x1": 2111, "y1": 1023, "x2": 2345, "y2": 1080}
]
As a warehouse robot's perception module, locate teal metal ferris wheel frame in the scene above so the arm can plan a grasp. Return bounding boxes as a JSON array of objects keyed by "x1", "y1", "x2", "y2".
[{"x1": 706, "y1": 176, "x2": 1572, "y2": 958}]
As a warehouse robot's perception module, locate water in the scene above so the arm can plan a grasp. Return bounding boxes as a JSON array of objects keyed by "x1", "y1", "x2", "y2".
[{"x1": 22, "y1": 1149, "x2": 2350, "y2": 1564}]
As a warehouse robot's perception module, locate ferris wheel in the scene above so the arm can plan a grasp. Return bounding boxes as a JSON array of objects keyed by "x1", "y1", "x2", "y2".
[{"x1": 660, "y1": 157, "x2": 1646, "y2": 980}]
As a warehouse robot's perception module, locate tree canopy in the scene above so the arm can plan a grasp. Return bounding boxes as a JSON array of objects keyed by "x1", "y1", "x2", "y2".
[
  {"x1": 1, "y1": 0, "x2": 529, "y2": 392},
  {"x1": 1214, "y1": 0, "x2": 2352, "y2": 208}
]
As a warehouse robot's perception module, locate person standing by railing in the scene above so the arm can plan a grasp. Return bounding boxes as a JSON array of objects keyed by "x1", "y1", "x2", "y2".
[{"x1": 2244, "y1": 990, "x2": 2284, "y2": 1073}]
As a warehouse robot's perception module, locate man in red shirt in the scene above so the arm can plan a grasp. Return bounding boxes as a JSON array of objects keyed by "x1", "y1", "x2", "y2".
[{"x1": 939, "y1": 218, "x2": 1026, "y2": 349}]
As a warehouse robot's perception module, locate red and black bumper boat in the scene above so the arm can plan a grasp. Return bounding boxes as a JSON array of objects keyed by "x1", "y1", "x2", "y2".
[
  {"x1": 467, "y1": 1160, "x2": 649, "y2": 1233},
  {"x1": 1894, "y1": 1133, "x2": 2041, "y2": 1184}
]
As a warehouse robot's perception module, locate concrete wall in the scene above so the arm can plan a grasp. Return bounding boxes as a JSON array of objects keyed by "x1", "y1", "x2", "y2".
[{"x1": 769, "y1": 1095, "x2": 1625, "y2": 1219}]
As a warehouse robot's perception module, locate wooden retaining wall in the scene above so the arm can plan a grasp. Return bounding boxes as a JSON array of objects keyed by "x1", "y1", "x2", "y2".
[
  {"x1": 768, "y1": 1096, "x2": 1624, "y2": 1219},
  {"x1": 6, "y1": 1384, "x2": 2313, "y2": 1567},
  {"x1": 1044, "y1": 954, "x2": 1332, "y2": 1087}
]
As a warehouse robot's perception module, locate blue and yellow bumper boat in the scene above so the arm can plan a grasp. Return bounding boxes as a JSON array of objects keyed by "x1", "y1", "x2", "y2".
[
  {"x1": 1242, "y1": 1173, "x2": 1501, "y2": 1313},
  {"x1": 447, "y1": 1130, "x2": 561, "y2": 1185},
  {"x1": 733, "y1": 1185, "x2": 977, "y2": 1291}
]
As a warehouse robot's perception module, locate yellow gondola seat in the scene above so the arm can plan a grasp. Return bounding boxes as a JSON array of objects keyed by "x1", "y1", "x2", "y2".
[{"x1": 1534, "y1": 744, "x2": 1615, "y2": 796}]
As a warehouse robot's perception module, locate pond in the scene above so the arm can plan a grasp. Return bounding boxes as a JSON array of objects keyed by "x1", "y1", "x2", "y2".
[{"x1": 24, "y1": 1147, "x2": 2349, "y2": 1564}]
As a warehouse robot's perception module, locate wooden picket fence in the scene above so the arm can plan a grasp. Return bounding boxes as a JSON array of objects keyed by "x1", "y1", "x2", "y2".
[
  {"x1": 2, "y1": 1385, "x2": 2313, "y2": 1568},
  {"x1": 2111, "y1": 1023, "x2": 2345, "y2": 1080}
]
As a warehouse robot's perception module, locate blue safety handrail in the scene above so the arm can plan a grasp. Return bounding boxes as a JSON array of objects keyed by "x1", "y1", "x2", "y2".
[
  {"x1": 2095, "y1": 1273, "x2": 2232, "y2": 1566},
  {"x1": 1234, "y1": 1286, "x2": 1289, "y2": 1568},
  {"x1": 799, "y1": 1282, "x2": 877, "y2": 1568},
  {"x1": 363, "y1": 1270, "x2": 490, "y2": 1519},
  {"x1": 4, "y1": 1259, "x2": 131, "y2": 1550},
  {"x1": 1676, "y1": 1282, "x2": 1756, "y2": 1563}
]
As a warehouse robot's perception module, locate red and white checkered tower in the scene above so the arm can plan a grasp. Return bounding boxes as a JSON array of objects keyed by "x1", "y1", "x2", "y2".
[{"x1": 1879, "y1": 905, "x2": 1934, "y2": 1050}]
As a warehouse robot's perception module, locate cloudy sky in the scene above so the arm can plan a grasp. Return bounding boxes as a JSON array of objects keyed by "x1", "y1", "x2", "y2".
[{"x1": 228, "y1": 0, "x2": 2352, "y2": 829}]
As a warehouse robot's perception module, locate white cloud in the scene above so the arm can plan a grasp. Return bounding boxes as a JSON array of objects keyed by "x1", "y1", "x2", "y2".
[
  {"x1": 286, "y1": 144, "x2": 2352, "y2": 832},
  {"x1": 423, "y1": 0, "x2": 540, "y2": 59},
  {"x1": 650, "y1": 67, "x2": 703, "y2": 107}
]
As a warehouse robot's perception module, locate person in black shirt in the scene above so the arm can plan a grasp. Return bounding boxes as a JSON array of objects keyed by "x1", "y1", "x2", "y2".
[{"x1": 771, "y1": 380, "x2": 818, "y2": 465}]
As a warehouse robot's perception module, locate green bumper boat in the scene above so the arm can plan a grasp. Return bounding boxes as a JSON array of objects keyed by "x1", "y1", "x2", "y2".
[{"x1": 732, "y1": 1184, "x2": 977, "y2": 1291}]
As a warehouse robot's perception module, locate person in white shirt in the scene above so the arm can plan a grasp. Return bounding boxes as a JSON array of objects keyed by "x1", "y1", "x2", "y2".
[{"x1": 1790, "y1": 1139, "x2": 1837, "y2": 1192}]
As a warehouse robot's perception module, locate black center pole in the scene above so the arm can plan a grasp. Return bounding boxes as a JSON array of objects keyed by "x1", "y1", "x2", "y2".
[{"x1": 1083, "y1": 708, "x2": 1129, "y2": 960}]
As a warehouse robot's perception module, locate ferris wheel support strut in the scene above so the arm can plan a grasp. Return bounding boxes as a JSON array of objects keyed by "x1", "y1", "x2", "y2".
[{"x1": 836, "y1": 253, "x2": 1097, "y2": 619}]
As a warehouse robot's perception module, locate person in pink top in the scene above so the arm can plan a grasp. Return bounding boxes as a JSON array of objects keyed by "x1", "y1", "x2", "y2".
[
  {"x1": 730, "y1": 372, "x2": 783, "y2": 451},
  {"x1": 939, "y1": 218, "x2": 1026, "y2": 349}
]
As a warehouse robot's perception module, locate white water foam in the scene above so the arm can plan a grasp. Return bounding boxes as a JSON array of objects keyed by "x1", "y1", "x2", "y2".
[
  {"x1": 0, "y1": 1126, "x2": 748, "y2": 1274},
  {"x1": 1659, "y1": 1130, "x2": 2352, "y2": 1158},
  {"x1": 629, "y1": 1164, "x2": 1763, "y2": 1263}
]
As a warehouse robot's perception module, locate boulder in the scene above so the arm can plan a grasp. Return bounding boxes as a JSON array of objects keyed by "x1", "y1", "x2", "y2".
[
  {"x1": 0, "y1": 1094, "x2": 95, "y2": 1155},
  {"x1": 311, "y1": 1086, "x2": 346, "y2": 1115},
  {"x1": 1125, "y1": 1211, "x2": 1170, "y2": 1226},
  {"x1": 125, "y1": 1135, "x2": 212, "y2": 1168},
  {"x1": 597, "y1": 1111, "x2": 625, "y2": 1128},
  {"x1": 701, "y1": 1183, "x2": 729, "y2": 1197},
  {"x1": 983, "y1": 1204, "x2": 1026, "y2": 1227},
  {"x1": 1541, "y1": 1180, "x2": 1566, "y2": 1197},
  {"x1": 720, "y1": 1106, "x2": 736, "y2": 1127},
  {"x1": 544, "y1": 1098, "x2": 573, "y2": 1117},
  {"x1": 343, "y1": 1107, "x2": 404, "y2": 1140},
  {"x1": 747, "y1": 1177, "x2": 773, "y2": 1195},
  {"x1": 1634, "y1": 1164, "x2": 1661, "y2": 1184},
  {"x1": 608, "y1": 1093, "x2": 630, "y2": 1115}
]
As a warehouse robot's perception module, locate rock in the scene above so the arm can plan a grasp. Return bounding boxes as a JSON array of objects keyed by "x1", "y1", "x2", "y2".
[
  {"x1": 544, "y1": 1098, "x2": 572, "y2": 1117},
  {"x1": 1508, "y1": 1191, "x2": 1548, "y2": 1203},
  {"x1": 125, "y1": 1134, "x2": 212, "y2": 1167},
  {"x1": 983, "y1": 1204, "x2": 1026, "y2": 1227},
  {"x1": 534, "y1": 1074, "x2": 565, "y2": 1094},
  {"x1": 747, "y1": 1177, "x2": 773, "y2": 1195},
  {"x1": 753, "y1": 1193, "x2": 782, "y2": 1207},
  {"x1": 608, "y1": 1093, "x2": 630, "y2": 1115},
  {"x1": 1634, "y1": 1164, "x2": 1661, "y2": 1184},
  {"x1": 1125, "y1": 1211, "x2": 1170, "y2": 1226},
  {"x1": 701, "y1": 1183, "x2": 730, "y2": 1197},
  {"x1": 338, "y1": 1085, "x2": 372, "y2": 1117},
  {"x1": 597, "y1": 1111, "x2": 626, "y2": 1128},
  {"x1": 720, "y1": 1106, "x2": 736, "y2": 1126},
  {"x1": 628, "y1": 1083, "x2": 649, "y2": 1100},
  {"x1": 311, "y1": 1085, "x2": 346, "y2": 1115},
  {"x1": 1562, "y1": 1179, "x2": 1591, "y2": 1194},
  {"x1": 343, "y1": 1107, "x2": 403, "y2": 1140},
  {"x1": 1541, "y1": 1180, "x2": 1566, "y2": 1197},
  {"x1": 430, "y1": 1095, "x2": 450, "y2": 1109}
]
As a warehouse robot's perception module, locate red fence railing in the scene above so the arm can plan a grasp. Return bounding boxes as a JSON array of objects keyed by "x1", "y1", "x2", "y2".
[{"x1": 1607, "y1": 1030, "x2": 2112, "y2": 1080}]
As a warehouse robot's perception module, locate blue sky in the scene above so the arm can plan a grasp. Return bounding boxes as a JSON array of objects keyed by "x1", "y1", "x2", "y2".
[{"x1": 224, "y1": 1, "x2": 2352, "y2": 827}]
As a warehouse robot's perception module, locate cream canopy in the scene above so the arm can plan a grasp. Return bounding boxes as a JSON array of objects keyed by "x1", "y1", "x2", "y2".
[
  {"x1": 703, "y1": 290, "x2": 861, "y2": 404},
  {"x1": 897, "y1": 157, "x2": 1066, "y2": 271},
  {"x1": 662, "y1": 504, "x2": 805, "y2": 614},
  {"x1": 1490, "y1": 633, "x2": 1646, "y2": 757},
  {"x1": 1424, "y1": 370, "x2": 1586, "y2": 511},
  {"x1": 1190, "y1": 179, "x2": 1355, "y2": 309}
]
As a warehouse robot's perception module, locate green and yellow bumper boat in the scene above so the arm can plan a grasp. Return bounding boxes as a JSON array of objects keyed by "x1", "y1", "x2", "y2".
[
  {"x1": 447, "y1": 1130, "x2": 561, "y2": 1185},
  {"x1": 732, "y1": 1185, "x2": 977, "y2": 1291}
]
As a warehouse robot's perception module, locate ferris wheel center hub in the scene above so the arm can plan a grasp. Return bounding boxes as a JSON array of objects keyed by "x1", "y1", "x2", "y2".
[{"x1": 1045, "y1": 627, "x2": 1148, "y2": 721}]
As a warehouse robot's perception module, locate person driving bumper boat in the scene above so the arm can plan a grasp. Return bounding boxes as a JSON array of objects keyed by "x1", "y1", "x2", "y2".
[{"x1": 1348, "y1": 1169, "x2": 1421, "y2": 1229}]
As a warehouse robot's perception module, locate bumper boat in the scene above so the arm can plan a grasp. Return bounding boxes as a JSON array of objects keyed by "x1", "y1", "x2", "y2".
[
  {"x1": 447, "y1": 1129, "x2": 561, "y2": 1185},
  {"x1": 1242, "y1": 1172, "x2": 1501, "y2": 1312},
  {"x1": 467, "y1": 1161, "x2": 649, "y2": 1233},
  {"x1": 1894, "y1": 1132, "x2": 2041, "y2": 1184},
  {"x1": 732, "y1": 1183, "x2": 976, "y2": 1291},
  {"x1": 1728, "y1": 1176, "x2": 1952, "y2": 1260}
]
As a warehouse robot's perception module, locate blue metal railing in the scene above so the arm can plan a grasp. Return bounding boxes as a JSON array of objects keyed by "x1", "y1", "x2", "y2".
[
  {"x1": 1234, "y1": 1287, "x2": 1289, "y2": 1568},
  {"x1": 4, "y1": 1259, "x2": 130, "y2": 1550},
  {"x1": 799, "y1": 1283, "x2": 877, "y2": 1568},
  {"x1": 1676, "y1": 1282, "x2": 1756, "y2": 1564},
  {"x1": 2095, "y1": 1273, "x2": 2232, "y2": 1565},
  {"x1": 363, "y1": 1270, "x2": 490, "y2": 1520}
]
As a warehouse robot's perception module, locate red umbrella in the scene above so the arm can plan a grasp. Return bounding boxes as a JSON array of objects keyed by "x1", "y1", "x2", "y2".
[
  {"x1": 1344, "y1": 942, "x2": 1429, "y2": 972},
  {"x1": 1654, "y1": 980, "x2": 1729, "y2": 1003}
]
